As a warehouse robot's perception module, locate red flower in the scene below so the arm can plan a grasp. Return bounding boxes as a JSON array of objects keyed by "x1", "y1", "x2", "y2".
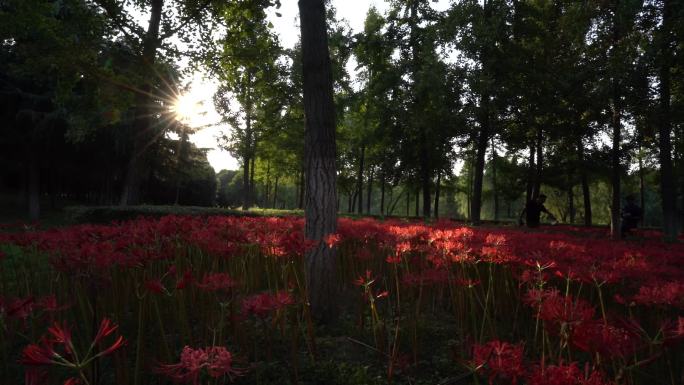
[
  {"x1": 196, "y1": 273, "x2": 238, "y2": 292},
  {"x1": 470, "y1": 340, "x2": 525, "y2": 384},
  {"x1": 527, "y1": 362, "x2": 614, "y2": 385},
  {"x1": 156, "y1": 346, "x2": 245, "y2": 384},
  {"x1": 242, "y1": 291, "x2": 294, "y2": 318},
  {"x1": 324, "y1": 233, "x2": 341, "y2": 248},
  {"x1": 145, "y1": 279, "x2": 166, "y2": 294}
]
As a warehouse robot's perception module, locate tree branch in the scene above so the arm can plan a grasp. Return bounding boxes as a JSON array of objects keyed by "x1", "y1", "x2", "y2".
[{"x1": 159, "y1": 0, "x2": 213, "y2": 41}]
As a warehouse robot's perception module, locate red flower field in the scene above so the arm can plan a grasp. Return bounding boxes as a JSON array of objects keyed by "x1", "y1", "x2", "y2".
[{"x1": 0, "y1": 216, "x2": 682, "y2": 384}]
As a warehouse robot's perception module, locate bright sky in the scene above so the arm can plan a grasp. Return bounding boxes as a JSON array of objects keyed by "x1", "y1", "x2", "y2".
[{"x1": 182, "y1": 0, "x2": 450, "y2": 172}]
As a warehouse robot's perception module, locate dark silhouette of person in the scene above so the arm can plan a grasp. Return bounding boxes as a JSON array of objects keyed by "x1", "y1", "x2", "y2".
[
  {"x1": 621, "y1": 194, "x2": 643, "y2": 237},
  {"x1": 519, "y1": 194, "x2": 556, "y2": 228}
]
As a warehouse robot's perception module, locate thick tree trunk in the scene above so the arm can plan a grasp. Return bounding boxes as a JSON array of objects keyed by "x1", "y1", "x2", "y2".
[
  {"x1": 659, "y1": 0, "x2": 677, "y2": 241},
  {"x1": 120, "y1": 0, "x2": 163, "y2": 206},
  {"x1": 299, "y1": 0, "x2": 338, "y2": 323},
  {"x1": 356, "y1": 146, "x2": 365, "y2": 215}
]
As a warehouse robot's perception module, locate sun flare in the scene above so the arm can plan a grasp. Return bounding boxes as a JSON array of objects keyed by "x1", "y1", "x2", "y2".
[{"x1": 173, "y1": 93, "x2": 203, "y2": 124}]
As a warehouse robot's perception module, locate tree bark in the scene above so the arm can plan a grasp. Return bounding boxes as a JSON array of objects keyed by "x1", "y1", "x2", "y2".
[
  {"x1": 406, "y1": 188, "x2": 410, "y2": 217},
  {"x1": 28, "y1": 151, "x2": 40, "y2": 221},
  {"x1": 578, "y1": 139, "x2": 592, "y2": 226},
  {"x1": 534, "y1": 128, "x2": 543, "y2": 199},
  {"x1": 242, "y1": 156, "x2": 250, "y2": 209},
  {"x1": 356, "y1": 146, "x2": 365, "y2": 215},
  {"x1": 471, "y1": 118, "x2": 489, "y2": 224},
  {"x1": 380, "y1": 168, "x2": 386, "y2": 216},
  {"x1": 250, "y1": 156, "x2": 256, "y2": 207},
  {"x1": 298, "y1": 168, "x2": 305, "y2": 210},
  {"x1": 610, "y1": 4, "x2": 622, "y2": 239},
  {"x1": 658, "y1": 0, "x2": 677, "y2": 241},
  {"x1": 273, "y1": 176, "x2": 279, "y2": 209},
  {"x1": 434, "y1": 171, "x2": 441, "y2": 219},
  {"x1": 366, "y1": 165, "x2": 373, "y2": 214},
  {"x1": 526, "y1": 143, "x2": 536, "y2": 203},
  {"x1": 415, "y1": 187, "x2": 419, "y2": 217},
  {"x1": 299, "y1": 0, "x2": 338, "y2": 323},
  {"x1": 491, "y1": 138, "x2": 499, "y2": 221},
  {"x1": 120, "y1": 0, "x2": 163, "y2": 206}
]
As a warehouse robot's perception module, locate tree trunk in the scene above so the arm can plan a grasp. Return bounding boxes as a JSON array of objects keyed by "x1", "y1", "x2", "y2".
[
  {"x1": 120, "y1": 0, "x2": 163, "y2": 206},
  {"x1": 491, "y1": 138, "x2": 499, "y2": 221},
  {"x1": 526, "y1": 143, "x2": 536, "y2": 203},
  {"x1": 380, "y1": 168, "x2": 386, "y2": 216},
  {"x1": 356, "y1": 146, "x2": 365, "y2": 215},
  {"x1": 659, "y1": 0, "x2": 677, "y2": 241},
  {"x1": 568, "y1": 185, "x2": 575, "y2": 224},
  {"x1": 578, "y1": 139, "x2": 592, "y2": 226},
  {"x1": 242, "y1": 156, "x2": 250, "y2": 209},
  {"x1": 534, "y1": 128, "x2": 543, "y2": 199},
  {"x1": 415, "y1": 187, "x2": 419, "y2": 217},
  {"x1": 610, "y1": 5, "x2": 622, "y2": 239},
  {"x1": 298, "y1": 168, "x2": 305, "y2": 209},
  {"x1": 471, "y1": 118, "x2": 489, "y2": 224},
  {"x1": 28, "y1": 151, "x2": 40, "y2": 221},
  {"x1": 250, "y1": 156, "x2": 256, "y2": 207},
  {"x1": 273, "y1": 176, "x2": 279, "y2": 209},
  {"x1": 366, "y1": 166, "x2": 373, "y2": 214},
  {"x1": 434, "y1": 171, "x2": 441, "y2": 219},
  {"x1": 406, "y1": 188, "x2": 410, "y2": 217},
  {"x1": 639, "y1": 149, "x2": 645, "y2": 226},
  {"x1": 299, "y1": 0, "x2": 338, "y2": 323}
]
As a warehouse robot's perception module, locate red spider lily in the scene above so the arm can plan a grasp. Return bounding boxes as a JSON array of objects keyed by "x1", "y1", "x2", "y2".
[
  {"x1": 3, "y1": 296, "x2": 35, "y2": 320},
  {"x1": 525, "y1": 289, "x2": 595, "y2": 335},
  {"x1": 354, "y1": 270, "x2": 375, "y2": 287},
  {"x1": 242, "y1": 291, "x2": 295, "y2": 318},
  {"x1": 156, "y1": 346, "x2": 246, "y2": 384},
  {"x1": 324, "y1": 233, "x2": 341, "y2": 248},
  {"x1": 633, "y1": 281, "x2": 684, "y2": 308},
  {"x1": 470, "y1": 340, "x2": 525, "y2": 385},
  {"x1": 21, "y1": 318, "x2": 125, "y2": 378},
  {"x1": 145, "y1": 279, "x2": 166, "y2": 294},
  {"x1": 571, "y1": 320, "x2": 638, "y2": 358},
  {"x1": 36, "y1": 295, "x2": 70, "y2": 313},
  {"x1": 663, "y1": 316, "x2": 684, "y2": 347},
  {"x1": 196, "y1": 273, "x2": 238, "y2": 292},
  {"x1": 63, "y1": 377, "x2": 81, "y2": 385},
  {"x1": 527, "y1": 362, "x2": 614, "y2": 385},
  {"x1": 176, "y1": 270, "x2": 195, "y2": 290}
]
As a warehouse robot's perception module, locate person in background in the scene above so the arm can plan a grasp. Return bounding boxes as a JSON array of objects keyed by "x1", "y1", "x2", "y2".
[
  {"x1": 518, "y1": 194, "x2": 556, "y2": 228},
  {"x1": 621, "y1": 194, "x2": 643, "y2": 237}
]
